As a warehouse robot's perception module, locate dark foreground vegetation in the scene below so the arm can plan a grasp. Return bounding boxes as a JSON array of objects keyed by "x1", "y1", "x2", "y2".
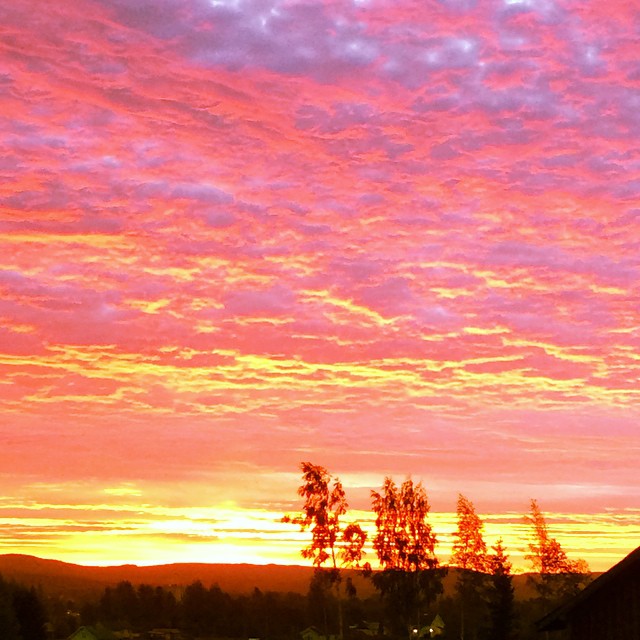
[
  {"x1": 0, "y1": 574, "x2": 48, "y2": 640},
  {"x1": 0, "y1": 566, "x2": 592, "y2": 640}
]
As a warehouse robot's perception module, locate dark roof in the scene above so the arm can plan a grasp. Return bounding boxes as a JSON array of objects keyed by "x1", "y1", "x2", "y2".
[
  {"x1": 537, "y1": 546, "x2": 640, "y2": 632},
  {"x1": 68, "y1": 625, "x2": 117, "y2": 640}
]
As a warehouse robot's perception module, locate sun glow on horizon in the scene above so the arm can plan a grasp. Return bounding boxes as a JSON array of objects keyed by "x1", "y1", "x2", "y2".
[{"x1": 2, "y1": 500, "x2": 639, "y2": 573}]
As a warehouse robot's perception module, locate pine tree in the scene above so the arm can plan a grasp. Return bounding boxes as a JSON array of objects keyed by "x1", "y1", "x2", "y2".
[{"x1": 486, "y1": 539, "x2": 514, "y2": 640}]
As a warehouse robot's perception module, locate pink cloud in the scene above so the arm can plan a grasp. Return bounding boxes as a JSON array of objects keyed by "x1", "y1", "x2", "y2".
[{"x1": 0, "y1": 0, "x2": 638, "y2": 569}]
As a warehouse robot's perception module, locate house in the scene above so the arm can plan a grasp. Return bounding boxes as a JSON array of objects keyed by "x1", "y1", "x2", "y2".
[
  {"x1": 147, "y1": 630, "x2": 184, "y2": 640},
  {"x1": 428, "y1": 615, "x2": 445, "y2": 638},
  {"x1": 349, "y1": 620, "x2": 384, "y2": 638},
  {"x1": 301, "y1": 625, "x2": 338, "y2": 640},
  {"x1": 537, "y1": 545, "x2": 640, "y2": 639},
  {"x1": 67, "y1": 625, "x2": 116, "y2": 640}
]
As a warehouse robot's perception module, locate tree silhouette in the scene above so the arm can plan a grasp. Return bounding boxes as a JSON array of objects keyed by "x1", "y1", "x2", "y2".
[
  {"x1": 12, "y1": 585, "x2": 48, "y2": 640},
  {"x1": 525, "y1": 499, "x2": 590, "y2": 606},
  {"x1": 134, "y1": 585, "x2": 177, "y2": 630},
  {"x1": 486, "y1": 539, "x2": 515, "y2": 640},
  {"x1": 370, "y1": 477, "x2": 444, "y2": 638},
  {"x1": 451, "y1": 495, "x2": 488, "y2": 573},
  {"x1": 99, "y1": 581, "x2": 139, "y2": 630},
  {"x1": 180, "y1": 580, "x2": 232, "y2": 637},
  {"x1": 283, "y1": 462, "x2": 367, "y2": 639},
  {"x1": 0, "y1": 577, "x2": 20, "y2": 640},
  {"x1": 307, "y1": 565, "x2": 337, "y2": 636},
  {"x1": 451, "y1": 494, "x2": 488, "y2": 640}
]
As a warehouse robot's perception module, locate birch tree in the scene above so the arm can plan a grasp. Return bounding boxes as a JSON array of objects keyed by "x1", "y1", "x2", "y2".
[
  {"x1": 371, "y1": 477, "x2": 444, "y2": 638},
  {"x1": 283, "y1": 462, "x2": 367, "y2": 640},
  {"x1": 525, "y1": 499, "x2": 590, "y2": 605}
]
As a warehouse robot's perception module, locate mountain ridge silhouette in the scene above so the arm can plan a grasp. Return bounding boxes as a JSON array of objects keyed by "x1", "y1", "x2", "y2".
[
  {"x1": 0, "y1": 553, "x2": 545, "y2": 601},
  {"x1": 0, "y1": 553, "x2": 332, "y2": 598}
]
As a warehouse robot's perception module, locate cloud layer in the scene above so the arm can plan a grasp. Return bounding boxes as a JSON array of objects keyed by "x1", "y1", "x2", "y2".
[{"x1": 1, "y1": 0, "x2": 639, "y2": 570}]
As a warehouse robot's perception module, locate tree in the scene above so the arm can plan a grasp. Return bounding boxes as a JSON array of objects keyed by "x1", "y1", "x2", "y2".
[
  {"x1": 136, "y1": 584, "x2": 178, "y2": 631},
  {"x1": 450, "y1": 495, "x2": 489, "y2": 640},
  {"x1": 181, "y1": 580, "x2": 222, "y2": 637},
  {"x1": 307, "y1": 565, "x2": 337, "y2": 637},
  {"x1": 99, "y1": 581, "x2": 138, "y2": 630},
  {"x1": 283, "y1": 462, "x2": 367, "y2": 639},
  {"x1": 0, "y1": 576, "x2": 20, "y2": 640},
  {"x1": 524, "y1": 499, "x2": 590, "y2": 606},
  {"x1": 486, "y1": 539, "x2": 514, "y2": 640},
  {"x1": 451, "y1": 495, "x2": 488, "y2": 573},
  {"x1": 12, "y1": 585, "x2": 48, "y2": 640},
  {"x1": 370, "y1": 477, "x2": 444, "y2": 638}
]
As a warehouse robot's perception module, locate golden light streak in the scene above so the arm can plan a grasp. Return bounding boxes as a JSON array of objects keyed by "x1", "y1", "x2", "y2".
[
  {"x1": 125, "y1": 298, "x2": 173, "y2": 314},
  {"x1": 1, "y1": 320, "x2": 37, "y2": 334},
  {"x1": 502, "y1": 337, "x2": 605, "y2": 366},
  {"x1": 463, "y1": 326, "x2": 510, "y2": 336},
  {"x1": 302, "y1": 290, "x2": 401, "y2": 326},
  {"x1": 2, "y1": 339, "x2": 639, "y2": 417},
  {"x1": 2, "y1": 232, "x2": 134, "y2": 248}
]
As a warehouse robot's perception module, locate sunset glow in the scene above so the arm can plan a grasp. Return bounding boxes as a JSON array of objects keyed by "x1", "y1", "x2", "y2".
[{"x1": 1, "y1": 0, "x2": 639, "y2": 574}]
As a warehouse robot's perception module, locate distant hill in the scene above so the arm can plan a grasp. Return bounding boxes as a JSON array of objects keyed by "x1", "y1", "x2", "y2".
[
  {"x1": 0, "y1": 554, "x2": 331, "y2": 600},
  {"x1": 0, "y1": 554, "x2": 543, "y2": 602}
]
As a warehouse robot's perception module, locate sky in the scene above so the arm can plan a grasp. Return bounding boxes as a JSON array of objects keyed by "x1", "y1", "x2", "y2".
[{"x1": 1, "y1": 0, "x2": 639, "y2": 574}]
